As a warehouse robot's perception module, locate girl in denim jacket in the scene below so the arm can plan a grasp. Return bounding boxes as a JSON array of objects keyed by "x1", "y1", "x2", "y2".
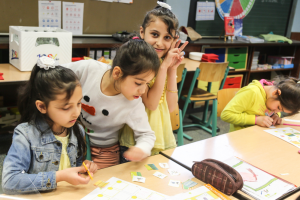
[{"x1": 2, "y1": 57, "x2": 97, "y2": 194}]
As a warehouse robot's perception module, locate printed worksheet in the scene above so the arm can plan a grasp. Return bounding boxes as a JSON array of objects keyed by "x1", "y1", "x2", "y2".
[
  {"x1": 195, "y1": 1, "x2": 215, "y2": 21},
  {"x1": 223, "y1": 157, "x2": 296, "y2": 200},
  {"x1": 38, "y1": 1, "x2": 61, "y2": 28},
  {"x1": 264, "y1": 127, "x2": 300, "y2": 148},
  {"x1": 81, "y1": 177, "x2": 168, "y2": 200},
  {"x1": 63, "y1": 2, "x2": 84, "y2": 35},
  {"x1": 167, "y1": 186, "x2": 221, "y2": 200}
]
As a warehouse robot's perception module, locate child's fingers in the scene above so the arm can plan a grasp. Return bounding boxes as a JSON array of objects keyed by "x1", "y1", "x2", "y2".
[
  {"x1": 175, "y1": 39, "x2": 181, "y2": 48},
  {"x1": 171, "y1": 37, "x2": 179, "y2": 49},
  {"x1": 77, "y1": 174, "x2": 91, "y2": 184},
  {"x1": 179, "y1": 41, "x2": 189, "y2": 51}
]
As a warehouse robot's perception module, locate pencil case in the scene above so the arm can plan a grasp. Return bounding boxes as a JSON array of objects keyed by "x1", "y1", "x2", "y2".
[{"x1": 192, "y1": 159, "x2": 243, "y2": 196}]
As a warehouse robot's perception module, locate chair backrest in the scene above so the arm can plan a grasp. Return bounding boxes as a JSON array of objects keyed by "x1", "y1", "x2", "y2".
[
  {"x1": 170, "y1": 105, "x2": 180, "y2": 131},
  {"x1": 177, "y1": 63, "x2": 186, "y2": 83},
  {"x1": 217, "y1": 88, "x2": 240, "y2": 117},
  {"x1": 197, "y1": 62, "x2": 229, "y2": 82}
]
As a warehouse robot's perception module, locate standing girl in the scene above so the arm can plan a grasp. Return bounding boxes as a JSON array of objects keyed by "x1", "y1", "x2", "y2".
[
  {"x1": 64, "y1": 39, "x2": 160, "y2": 169},
  {"x1": 119, "y1": 1, "x2": 188, "y2": 158},
  {"x1": 221, "y1": 77, "x2": 300, "y2": 132},
  {"x1": 2, "y1": 57, "x2": 97, "y2": 195}
]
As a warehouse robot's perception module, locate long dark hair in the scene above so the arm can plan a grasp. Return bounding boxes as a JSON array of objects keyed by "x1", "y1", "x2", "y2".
[
  {"x1": 111, "y1": 38, "x2": 160, "y2": 82},
  {"x1": 18, "y1": 63, "x2": 86, "y2": 158},
  {"x1": 141, "y1": 4, "x2": 179, "y2": 38},
  {"x1": 273, "y1": 76, "x2": 300, "y2": 115}
]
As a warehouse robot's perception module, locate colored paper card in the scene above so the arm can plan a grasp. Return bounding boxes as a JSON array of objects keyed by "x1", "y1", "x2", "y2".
[
  {"x1": 159, "y1": 163, "x2": 169, "y2": 168},
  {"x1": 145, "y1": 164, "x2": 158, "y2": 170},
  {"x1": 131, "y1": 172, "x2": 142, "y2": 179},
  {"x1": 196, "y1": 1, "x2": 215, "y2": 21},
  {"x1": 93, "y1": 180, "x2": 109, "y2": 188},
  {"x1": 168, "y1": 180, "x2": 181, "y2": 187},
  {"x1": 168, "y1": 169, "x2": 180, "y2": 176},
  {"x1": 182, "y1": 179, "x2": 198, "y2": 189},
  {"x1": 132, "y1": 176, "x2": 145, "y2": 183},
  {"x1": 153, "y1": 171, "x2": 167, "y2": 179}
]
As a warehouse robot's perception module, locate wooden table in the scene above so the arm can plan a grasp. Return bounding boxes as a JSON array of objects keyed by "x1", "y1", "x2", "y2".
[
  {"x1": 0, "y1": 64, "x2": 30, "y2": 83},
  {"x1": 162, "y1": 115, "x2": 300, "y2": 199},
  {"x1": 1, "y1": 154, "x2": 238, "y2": 200}
]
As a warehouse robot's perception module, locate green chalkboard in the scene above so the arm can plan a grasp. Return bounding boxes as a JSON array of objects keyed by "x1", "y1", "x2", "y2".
[{"x1": 189, "y1": 0, "x2": 293, "y2": 37}]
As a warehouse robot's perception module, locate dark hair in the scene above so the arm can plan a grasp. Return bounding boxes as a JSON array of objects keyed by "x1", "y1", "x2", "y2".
[
  {"x1": 141, "y1": 5, "x2": 179, "y2": 38},
  {"x1": 18, "y1": 64, "x2": 86, "y2": 159},
  {"x1": 111, "y1": 39, "x2": 160, "y2": 82},
  {"x1": 273, "y1": 76, "x2": 300, "y2": 115}
]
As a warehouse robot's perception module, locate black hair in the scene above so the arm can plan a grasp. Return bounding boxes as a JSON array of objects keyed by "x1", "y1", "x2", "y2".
[
  {"x1": 111, "y1": 38, "x2": 160, "y2": 83},
  {"x1": 141, "y1": 4, "x2": 179, "y2": 38},
  {"x1": 272, "y1": 76, "x2": 300, "y2": 115},
  {"x1": 18, "y1": 64, "x2": 86, "y2": 159}
]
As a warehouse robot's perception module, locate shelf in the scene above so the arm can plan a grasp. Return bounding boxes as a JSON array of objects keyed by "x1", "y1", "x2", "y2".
[
  {"x1": 250, "y1": 68, "x2": 293, "y2": 73},
  {"x1": 228, "y1": 69, "x2": 249, "y2": 73}
]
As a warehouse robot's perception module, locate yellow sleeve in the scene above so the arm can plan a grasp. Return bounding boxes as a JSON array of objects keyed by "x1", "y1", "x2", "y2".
[{"x1": 221, "y1": 89, "x2": 256, "y2": 126}]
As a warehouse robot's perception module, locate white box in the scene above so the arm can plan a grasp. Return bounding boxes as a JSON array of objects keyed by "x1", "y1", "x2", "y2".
[{"x1": 9, "y1": 26, "x2": 72, "y2": 71}]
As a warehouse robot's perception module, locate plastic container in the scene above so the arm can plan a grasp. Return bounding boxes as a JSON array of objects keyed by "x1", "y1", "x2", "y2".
[{"x1": 189, "y1": 52, "x2": 204, "y2": 61}]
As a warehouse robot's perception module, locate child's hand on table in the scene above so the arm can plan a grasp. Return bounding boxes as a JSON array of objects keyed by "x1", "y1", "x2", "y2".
[
  {"x1": 256, "y1": 116, "x2": 273, "y2": 127},
  {"x1": 56, "y1": 166, "x2": 91, "y2": 185},
  {"x1": 271, "y1": 113, "x2": 282, "y2": 125},
  {"x1": 84, "y1": 160, "x2": 98, "y2": 173},
  {"x1": 123, "y1": 146, "x2": 148, "y2": 162}
]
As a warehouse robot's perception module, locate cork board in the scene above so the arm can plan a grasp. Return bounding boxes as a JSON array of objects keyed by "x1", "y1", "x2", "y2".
[{"x1": 0, "y1": 0, "x2": 157, "y2": 34}]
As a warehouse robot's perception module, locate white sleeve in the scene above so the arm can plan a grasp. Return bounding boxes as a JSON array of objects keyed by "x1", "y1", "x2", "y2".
[{"x1": 126, "y1": 100, "x2": 156, "y2": 156}]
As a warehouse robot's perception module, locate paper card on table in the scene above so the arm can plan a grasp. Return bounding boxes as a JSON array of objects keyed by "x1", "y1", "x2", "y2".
[
  {"x1": 153, "y1": 171, "x2": 167, "y2": 179},
  {"x1": 132, "y1": 176, "x2": 145, "y2": 183},
  {"x1": 168, "y1": 169, "x2": 180, "y2": 176},
  {"x1": 130, "y1": 172, "x2": 142, "y2": 179},
  {"x1": 182, "y1": 179, "x2": 198, "y2": 189},
  {"x1": 93, "y1": 180, "x2": 109, "y2": 188},
  {"x1": 168, "y1": 180, "x2": 181, "y2": 187},
  {"x1": 159, "y1": 163, "x2": 169, "y2": 168},
  {"x1": 145, "y1": 164, "x2": 158, "y2": 170}
]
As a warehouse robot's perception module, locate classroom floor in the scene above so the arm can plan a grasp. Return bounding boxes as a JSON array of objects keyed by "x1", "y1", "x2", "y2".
[{"x1": 0, "y1": 110, "x2": 230, "y2": 194}]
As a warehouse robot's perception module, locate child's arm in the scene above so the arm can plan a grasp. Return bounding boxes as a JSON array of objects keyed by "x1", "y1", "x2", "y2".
[
  {"x1": 221, "y1": 90, "x2": 271, "y2": 127},
  {"x1": 141, "y1": 40, "x2": 183, "y2": 111},
  {"x1": 123, "y1": 100, "x2": 156, "y2": 161},
  {"x1": 2, "y1": 128, "x2": 90, "y2": 195}
]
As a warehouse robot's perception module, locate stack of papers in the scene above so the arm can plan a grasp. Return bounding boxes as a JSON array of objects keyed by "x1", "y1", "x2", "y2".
[
  {"x1": 251, "y1": 51, "x2": 260, "y2": 70},
  {"x1": 236, "y1": 35, "x2": 265, "y2": 43}
]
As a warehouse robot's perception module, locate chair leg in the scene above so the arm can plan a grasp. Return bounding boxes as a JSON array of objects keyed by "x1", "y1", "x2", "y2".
[
  {"x1": 212, "y1": 99, "x2": 217, "y2": 137},
  {"x1": 182, "y1": 99, "x2": 190, "y2": 120},
  {"x1": 177, "y1": 110, "x2": 184, "y2": 146},
  {"x1": 202, "y1": 100, "x2": 209, "y2": 123}
]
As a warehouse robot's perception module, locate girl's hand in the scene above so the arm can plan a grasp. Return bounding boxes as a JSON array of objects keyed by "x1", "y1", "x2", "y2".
[
  {"x1": 56, "y1": 166, "x2": 91, "y2": 185},
  {"x1": 83, "y1": 160, "x2": 98, "y2": 173},
  {"x1": 123, "y1": 146, "x2": 148, "y2": 162},
  {"x1": 162, "y1": 38, "x2": 188, "y2": 69},
  {"x1": 271, "y1": 113, "x2": 282, "y2": 125},
  {"x1": 169, "y1": 39, "x2": 189, "y2": 70},
  {"x1": 256, "y1": 116, "x2": 274, "y2": 127}
]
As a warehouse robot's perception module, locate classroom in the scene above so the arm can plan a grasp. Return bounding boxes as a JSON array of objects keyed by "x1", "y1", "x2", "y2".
[{"x1": 0, "y1": 0, "x2": 300, "y2": 199}]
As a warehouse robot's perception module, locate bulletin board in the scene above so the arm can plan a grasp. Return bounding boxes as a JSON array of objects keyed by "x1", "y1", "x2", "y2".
[
  {"x1": 0, "y1": 0, "x2": 157, "y2": 34},
  {"x1": 188, "y1": 0, "x2": 294, "y2": 37}
]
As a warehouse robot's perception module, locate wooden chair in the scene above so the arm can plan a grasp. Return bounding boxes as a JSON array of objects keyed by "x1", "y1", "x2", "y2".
[
  {"x1": 181, "y1": 62, "x2": 229, "y2": 137},
  {"x1": 217, "y1": 88, "x2": 240, "y2": 117},
  {"x1": 177, "y1": 63, "x2": 187, "y2": 98},
  {"x1": 170, "y1": 105, "x2": 185, "y2": 146}
]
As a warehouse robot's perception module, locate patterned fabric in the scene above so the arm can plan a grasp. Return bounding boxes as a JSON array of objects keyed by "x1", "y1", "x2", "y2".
[
  {"x1": 54, "y1": 133, "x2": 71, "y2": 170},
  {"x1": 90, "y1": 144, "x2": 120, "y2": 169},
  {"x1": 119, "y1": 74, "x2": 177, "y2": 155}
]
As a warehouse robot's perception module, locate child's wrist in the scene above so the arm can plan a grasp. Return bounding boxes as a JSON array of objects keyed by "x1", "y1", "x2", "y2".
[{"x1": 255, "y1": 116, "x2": 257, "y2": 125}]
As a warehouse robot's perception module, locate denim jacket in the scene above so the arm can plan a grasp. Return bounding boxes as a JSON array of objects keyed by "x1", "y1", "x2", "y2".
[{"x1": 2, "y1": 119, "x2": 85, "y2": 194}]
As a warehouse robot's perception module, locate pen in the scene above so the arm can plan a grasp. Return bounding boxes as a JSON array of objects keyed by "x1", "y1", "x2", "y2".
[
  {"x1": 83, "y1": 162, "x2": 93, "y2": 180},
  {"x1": 283, "y1": 123, "x2": 300, "y2": 127}
]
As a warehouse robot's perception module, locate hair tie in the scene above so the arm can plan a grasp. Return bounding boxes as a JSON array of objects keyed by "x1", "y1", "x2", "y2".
[
  {"x1": 157, "y1": 1, "x2": 172, "y2": 10},
  {"x1": 37, "y1": 56, "x2": 56, "y2": 70},
  {"x1": 132, "y1": 36, "x2": 140, "y2": 40}
]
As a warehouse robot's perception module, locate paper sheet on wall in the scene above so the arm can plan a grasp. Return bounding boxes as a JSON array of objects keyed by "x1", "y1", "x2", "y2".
[
  {"x1": 196, "y1": 1, "x2": 215, "y2": 21},
  {"x1": 264, "y1": 127, "x2": 300, "y2": 148},
  {"x1": 81, "y1": 177, "x2": 168, "y2": 200},
  {"x1": 223, "y1": 157, "x2": 296, "y2": 200},
  {"x1": 38, "y1": 1, "x2": 61, "y2": 28},
  {"x1": 63, "y1": 2, "x2": 84, "y2": 35}
]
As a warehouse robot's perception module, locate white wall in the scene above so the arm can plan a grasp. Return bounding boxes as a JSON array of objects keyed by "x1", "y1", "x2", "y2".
[
  {"x1": 166, "y1": 0, "x2": 191, "y2": 27},
  {"x1": 291, "y1": 0, "x2": 300, "y2": 32}
]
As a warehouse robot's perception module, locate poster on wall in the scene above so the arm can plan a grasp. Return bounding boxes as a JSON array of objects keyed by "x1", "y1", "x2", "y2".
[
  {"x1": 38, "y1": 1, "x2": 61, "y2": 28},
  {"x1": 62, "y1": 2, "x2": 84, "y2": 35},
  {"x1": 196, "y1": 1, "x2": 215, "y2": 21},
  {"x1": 215, "y1": 0, "x2": 255, "y2": 20}
]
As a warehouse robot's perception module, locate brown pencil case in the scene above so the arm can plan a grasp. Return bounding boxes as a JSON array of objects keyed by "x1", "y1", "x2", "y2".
[{"x1": 192, "y1": 158, "x2": 243, "y2": 196}]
